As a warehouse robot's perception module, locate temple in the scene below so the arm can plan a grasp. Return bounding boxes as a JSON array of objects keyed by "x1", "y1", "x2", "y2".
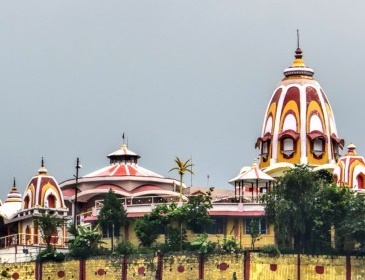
[{"x1": 0, "y1": 42, "x2": 362, "y2": 262}]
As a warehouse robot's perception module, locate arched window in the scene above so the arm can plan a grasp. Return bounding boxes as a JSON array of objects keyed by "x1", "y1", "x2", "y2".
[
  {"x1": 357, "y1": 175, "x2": 364, "y2": 189},
  {"x1": 25, "y1": 225, "x2": 31, "y2": 245},
  {"x1": 24, "y1": 196, "x2": 30, "y2": 209},
  {"x1": 261, "y1": 141, "x2": 270, "y2": 161},
  {"x1": 282, "y1": 138, "x2": 295, "y2": 158},
  {"x1": 312, "y1": 138, "x2": 325, "y2": 158},
  {"x1": 47, "y1": 194, "x2": 56, "y2": 208}
]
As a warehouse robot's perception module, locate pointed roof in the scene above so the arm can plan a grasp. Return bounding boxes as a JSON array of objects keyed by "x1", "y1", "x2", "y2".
[
  {"x1": 5, "y1": 178, "x2": 22, "y2": 203},
  {"x1": 229, "y1": 163, "x2": 275, "y2": 185},
  {"x1": 0, "y1": 179, "x2": 22, "y2": 220},
  {"x1": 84, "y1": 144, "x2": 163, "y2": 178},
  {"x1": 107, "y1": 144, "x2": 140, "y2": 164}
]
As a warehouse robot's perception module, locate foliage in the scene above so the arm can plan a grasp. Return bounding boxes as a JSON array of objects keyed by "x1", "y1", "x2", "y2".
[
  {"x1": 134, "y1": 188, "x2": 213, "y2": 251},
  {"x1": 1, "y1": 269, "x2": 10, "y2": 278},
  {"x1": 247, "y1": 219, "x2": 262, "y2": 250},
  {"x1": 68, "y1": 224, "x2": 104, "y2": 259},
  {"x1": 134, "y1": 205, "x2": 168, "y2": 247},
  {"x1": 262, "y1": 165, "x2": 360, "y2": 254},
  {"x1": 36, "y1": 246, "x2": 65, "y2": 262},
  {"x1": 184, "y1": 188, "x2": 214, "y2": 232},
  {"x1": 169, "y1": 157, "x2": 194, "y2": 201},
  {"x1": 98, "y1": 189, "x2": 128, "y2": 250},
  {"x1": 33, "y1": 211, "x2": 65, "y2": 248},
  {"x1": 219, "y1": 236, "x2": 240, "y2": 253},
  {"x1": 341, "y1": 193, "x2": 365, "y2": 248},
  {"x1": 190, "y1": 233, "x2": 216, "y2": 254},
  {"x1": 260, "y1": 244, "x2": 280, "y2": 257},
  {"x1": 115, "y1": 240, "x2": 136, "y2": 255}
]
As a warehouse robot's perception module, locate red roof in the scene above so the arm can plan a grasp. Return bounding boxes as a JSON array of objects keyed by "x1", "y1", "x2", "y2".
[{"x1": 84, "y1": 163, "x2": 163, "y2": 178}]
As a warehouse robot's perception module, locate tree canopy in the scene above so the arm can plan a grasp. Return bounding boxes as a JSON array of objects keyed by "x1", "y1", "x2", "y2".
[
  {"x1": 98, "y1": 189, "x2": 127, "y2": 250},
  {"x1": 135, "y1": 187, "x2": 213, "y2": 251},
  {"x1": 262, "y1": 165, "x2": 364, "y2": 254}
]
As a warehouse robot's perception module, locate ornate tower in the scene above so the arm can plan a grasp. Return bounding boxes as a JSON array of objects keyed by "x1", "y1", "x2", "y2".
[{"x1": 256, "y1": 45, "x2": 344, "y2": 176}]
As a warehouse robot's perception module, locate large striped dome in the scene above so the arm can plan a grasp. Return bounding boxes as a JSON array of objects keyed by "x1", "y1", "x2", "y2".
[{"x1": 256, "y1": 47, "x2": 344, "y2": 176}]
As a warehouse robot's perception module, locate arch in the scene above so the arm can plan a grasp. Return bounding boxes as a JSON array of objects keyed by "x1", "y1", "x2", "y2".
[
  {"x1": 47, "y1": 194, "x2": 56, "y2": 208},
  {"x1": 309, "y1": 114, "x2": 323, "y2": 132},
  {"x1": 23, "y1": 196, "x2": 30, "y2": 210},
  {"x1": 282, "y1": 113, "x2": 297, "y2": 132},
  {"x1": 357, "y1": 174, "x2": 365, "y2": 189},
  {"x1": 25, "y1": 225, "x2": 31, "y2": 245}
]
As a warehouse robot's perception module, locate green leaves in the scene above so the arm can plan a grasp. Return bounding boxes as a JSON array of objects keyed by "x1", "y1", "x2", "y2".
[
  {"x1": 134, "y1": 188, "x2": 214, "y2": 251},
  {"x1": 67, "y1": 224, "x2": 104, "y2": 258},
  {"x1": 262, "y1": 165, "x2": 355, "y2": 253},
  {"x1": 33, "y1": 212, "x2": 65, "y2": 248},
  {"x1": 169, "y1": 157, "x2": 194, "y2": 176},
  {"x1": 98, "y1": 189, "x2": 127, "y2": 236}
]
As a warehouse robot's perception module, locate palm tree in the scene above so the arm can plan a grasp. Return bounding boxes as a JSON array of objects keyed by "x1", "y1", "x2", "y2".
[{"x1": 169, "y1": 157, "x2": 194, "y2": 203}]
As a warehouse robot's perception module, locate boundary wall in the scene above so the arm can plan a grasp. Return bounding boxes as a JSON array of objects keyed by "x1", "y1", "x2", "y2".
[{"x1": 0, "y1": 252, "x2": 364, "y2": 279}]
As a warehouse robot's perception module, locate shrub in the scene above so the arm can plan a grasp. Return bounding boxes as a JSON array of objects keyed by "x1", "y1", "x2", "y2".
[
  {"x1": 36, "y1": 247, "x2": 66, "y2": 262},
  {"x1": 115, "y1": 240, "x2": 136, "y2": 255},
  {"x1": 260, "y1": 245, "x2": 280, "y2": 257}
]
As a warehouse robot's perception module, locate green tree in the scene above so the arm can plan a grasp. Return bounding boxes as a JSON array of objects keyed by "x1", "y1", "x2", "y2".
[
  {"x1": 134, "y1": 205, "x2": 167, "y2": 247},
  {"x1": 311, "y1": 183, "x2": 352, "y2": 253},
  {"x1": 247, "y1": 219, "x2": 262, "y2": 250},
  {"x1": 169, "y1": 157, "x2": 194, "y2": 202},
  {"x1": 263, "y1": 165, "x2": 341, "y2": 253},
  {"x1": 34, "y1": 211, "x2": 65, "y2": 249},
  {"x1": 184, "y1": 187, "x2": 214, "y2": 232},
  {"x1": 134, "y1": 188, "x2": 214, "y2": 252},
  {"x1": 341, "y1": 193, "x2": 365, "y2": 251},
  {"x1": 68, "y1": 223, "x2": 104, "y2": 258},
  {"x1": 98, "y1": 189, "x2": 127, "y2": 251}
]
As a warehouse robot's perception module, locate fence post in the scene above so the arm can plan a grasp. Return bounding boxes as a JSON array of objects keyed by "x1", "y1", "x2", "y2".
[
  {"x1": 297, "y1": 254, "x2": 301, "y2": 280},
  {"x1": 155, "y1": 251, "x2": 163, "y2": 280},
  {"x1": 121, "y1": 255, "x2": 127, "y2": 280},
  {"x1": 79, "y1": 259, "x2": 86, "y2": 280},
  {"x1": 346, "y1": 255, "x2": 351, "y2": 280},
  {"x1": 198, "y1": 253, "x2": 204, "y2": 279},
  {"x1": 35, "y1": 261, "x2": 42, "y2": 280},
  {"x1": 244, "y1": 250, "x2": 250, "y2": 280}
]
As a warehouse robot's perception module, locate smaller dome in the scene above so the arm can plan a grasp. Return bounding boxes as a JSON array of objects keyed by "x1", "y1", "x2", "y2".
[
  {"x1": 22, "y1": 159, "x2": 66, "y2": 209},
  {"x1": 346, "y1": 143, "x2": 357, "y2": 155},
  {"x1": 0, "y1": 179, "x2": 23, "y2": 220},
  {"x1": 5, "y1": 178, "x2": 22, "y2": 203},
  {"x1": 334, "y1": 143, "x2": 365, "y2": 189}
]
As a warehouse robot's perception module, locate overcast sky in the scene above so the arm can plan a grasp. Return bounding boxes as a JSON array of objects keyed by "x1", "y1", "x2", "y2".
[{"x1": 0, "y1": 1, "x2": 363, "y2": 200}]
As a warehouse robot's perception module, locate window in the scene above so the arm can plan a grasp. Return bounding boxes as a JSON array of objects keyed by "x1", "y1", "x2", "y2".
[
  {"x1": 357, "y1": 175, "x2": 364, "y2": 189},
  {"x1": 261, "y1": 141, "x2": 269, "y2": 160},
  {"x1": 282, "y1": 138, "x2": 294, "y2": 157},
  {"x1": 205, "y1": 217, "x2": 225, "y2": 234},
  {"x1": 47, "y1": 194, "x2": 56, "y2": 208},
  {"x1": 102, "y1": 226, "x2": 121, "y2": 238},
  {"x1": 24, "y1": 196, "x2": 30, "y2": 209},
  {"x1": 333, "y1": 143, "x2": 340, "y2": 159},
  {"x1": 312, "y1": 138, "x2": 324, "y2": 158},
  {"x1": 245, "y1": 218, "x2": 267, "y2": 235}
]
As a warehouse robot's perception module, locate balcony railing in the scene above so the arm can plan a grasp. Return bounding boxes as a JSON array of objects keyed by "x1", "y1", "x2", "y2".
[{"x1": 77, "y1": 194, "x2": 265, "y2": 225}]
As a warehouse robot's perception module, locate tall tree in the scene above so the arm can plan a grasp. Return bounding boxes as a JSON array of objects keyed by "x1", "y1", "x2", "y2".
[
  {"x1": 169, "y1": 157, "x2": 194, "y2": 202},
  {"x1": 263, "y1": 165, "x2": 337, "y2": 253},
  {"x1": 34, "y1": 211, "x2": 65, "y2": 249},
  {"x1": 98, "y1": 189, "x2": 127, "y2": 251}
]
